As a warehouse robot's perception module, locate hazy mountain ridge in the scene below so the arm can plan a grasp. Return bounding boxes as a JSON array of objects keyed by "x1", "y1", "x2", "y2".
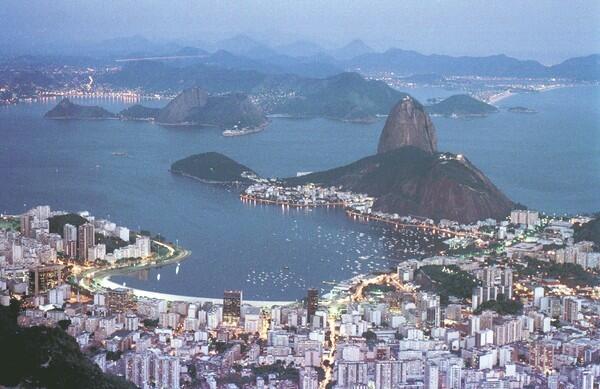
[{"x1": 346, "y1": 49, "x2": 599, "y2": 80}]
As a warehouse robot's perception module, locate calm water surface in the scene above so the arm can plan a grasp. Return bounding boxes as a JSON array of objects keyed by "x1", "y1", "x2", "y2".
[{"x1": 1, "y1": 86, "x2": 598, "y2": 299}]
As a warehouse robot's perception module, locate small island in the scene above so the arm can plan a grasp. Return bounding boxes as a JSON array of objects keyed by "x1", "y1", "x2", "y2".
[
  {"x1": 426, "y1": 94, "x2": 498, "y2": 117},
  {"x1": 170, "y1": 152, "x2": 259, "y2": 185},
  {"x1": 44, "y1": 98, "x2": 116, "y2": 120},
  {"x1": 507, "y1": 106, "x2": 537, "y2": 114}
]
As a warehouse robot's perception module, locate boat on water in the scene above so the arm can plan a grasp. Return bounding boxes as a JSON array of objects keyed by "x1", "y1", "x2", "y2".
[
  {"x1": 222, "y1": 125, "x2": 264, "y2": 137},
  {"x1": 112, "y1": 151, "x2": 128, "y2": 157}
]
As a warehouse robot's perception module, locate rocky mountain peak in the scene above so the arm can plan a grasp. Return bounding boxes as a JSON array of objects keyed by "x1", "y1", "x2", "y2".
[
  {"x1": 377, "y1": 96, "x2": 437, "y2": 155},
  {"x1": 158, "y1": 87, "x2": 209, "y2": 124}
]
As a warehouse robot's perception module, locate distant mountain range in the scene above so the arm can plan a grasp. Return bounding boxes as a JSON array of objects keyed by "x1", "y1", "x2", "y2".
[
  {"x1": 345, "y1": 49, "x2": 599, "y2": 80},
  {"x1": 10, "y1": 33, "x2": 596, "y2": 81}
]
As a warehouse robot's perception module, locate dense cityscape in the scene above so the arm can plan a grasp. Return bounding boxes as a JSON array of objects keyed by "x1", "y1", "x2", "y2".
[
  {"x1": 1, "y1": 2, "x2": 599, "y2": 389},
  {"x1": 2, "y1": 201, "x2": 600, "y2": 388}
]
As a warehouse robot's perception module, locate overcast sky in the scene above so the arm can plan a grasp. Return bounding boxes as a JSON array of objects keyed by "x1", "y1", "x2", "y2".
[{"x1": 2, "y1": 0, "x2": 599, "y2": 64}]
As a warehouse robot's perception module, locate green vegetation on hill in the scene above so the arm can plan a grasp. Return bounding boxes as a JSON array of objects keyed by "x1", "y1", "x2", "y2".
[
  {"x1": 273, "y1": 72, "x2": 408, "y2": 121},
  {"x1": 425, "y1": 94, "x2": 498, "y2": 117},
  {"x1": 171, "y1": 152, "x2": 257, "y2": 184},
  {"x1": 474, "y1": 294, "x2": 523, "y2": 315},
  {"x1": 285, "y1": 146, "x2": 515, "y2": 223},
  {"x1": 416, "y1": 265, "x2": 479, "y2": 304},
  {"x1": 95, "y1": 233, "x2": 131, "y2": 254},
  {"x1": 0, "y1": 301, "x2": 135, "y2": 389},
  {"x1": 516, "y1": 257, "x2": 600, "y2": 288},
  {"x1": 44, "y1": 98, "x2": 116, "y2": 119},
  {"x1": 574, "y1": 217, "x2": 600, "y2": 250},
  {"x1": 49, "y1": 213, "x2": 88, "y2": 236},
  {"x1": 118, "y1": 104, "x2": 160, "y2": 120},
  {"x1": 0, "y1": 217, "x2": 20, "y2": 231}
]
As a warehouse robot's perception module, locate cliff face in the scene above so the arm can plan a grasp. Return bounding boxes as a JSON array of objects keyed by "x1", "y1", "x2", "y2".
[{"x1": 377, "y1": 96, "x2": 437, "y2": 154}]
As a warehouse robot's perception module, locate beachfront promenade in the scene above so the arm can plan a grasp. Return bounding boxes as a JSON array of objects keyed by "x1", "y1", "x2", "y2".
[
  {"x1": 79, "y1": 239, "x2": 295, "y2": 308},
  {"x1": 98, "y1": 277, "x2": 294, "y2": 308}
]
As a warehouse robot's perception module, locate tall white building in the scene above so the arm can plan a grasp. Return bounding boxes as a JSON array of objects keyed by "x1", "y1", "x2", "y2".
[
  {"x1": 337, "y1": 361, "x2": 368, "y2": 387},
  {"x1": 153, "y1": 355, "x2": 180, "y2": 389},
  {"x1": 375, "y1": 360, "x2": 404, "y2": 389},
  {"x1": 299, "y1": 367, "x2": 319, "y2": 389},
  {"x1": 136, "y1": 236, "x2": 151, "y2": 258},
  {"x1": 124, "y1": 352, "x2": 151, "y2": 388},
  {"x1": 533, "y1": 286, "x2": 545, "y2": 307},
  {"x1": 63, "y1": 223, "x2": 77, "y2": 242},
  {"x1": 425, "y1": 362, "x2": 439, "y2": 389},
  {"x1": 562, "y1": 297, "x2": 581, "y2": 323},
  {"x1": 510, "y1": 209, "x2": 539, "y2": 227}
]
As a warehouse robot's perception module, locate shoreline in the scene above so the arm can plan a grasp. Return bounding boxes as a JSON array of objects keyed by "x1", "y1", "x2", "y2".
[
  {"x1": 487, "y1": 84, "x2": 571, "y2": 105},
  {"x1": 80, "y1": 240, "x2": 295, "y2": 308}
]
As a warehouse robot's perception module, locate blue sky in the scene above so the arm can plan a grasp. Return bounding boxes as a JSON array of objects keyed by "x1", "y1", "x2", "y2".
[{"x1": 1, "y1": 0, "x2": 598, "y2": 64}]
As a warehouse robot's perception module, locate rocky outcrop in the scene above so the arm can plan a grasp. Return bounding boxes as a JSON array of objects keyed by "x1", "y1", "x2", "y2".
[
  {"x1": 377, "y1": 96, "x2": 437, "y2": 154},
  {"x1": 286, "y1": 147, "x2": 515, "y2": 223},
  {"x1": 157, "y1": 88, "x2": 209, "y2": 124},
  {"x1": 157, "y1": 87, "x2": 267, "y2": 129}
]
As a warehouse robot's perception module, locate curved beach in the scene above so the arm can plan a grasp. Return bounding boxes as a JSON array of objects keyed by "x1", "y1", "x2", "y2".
[{"x1": 79, "y1": 240, "x2": 294, "y2": 308}]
